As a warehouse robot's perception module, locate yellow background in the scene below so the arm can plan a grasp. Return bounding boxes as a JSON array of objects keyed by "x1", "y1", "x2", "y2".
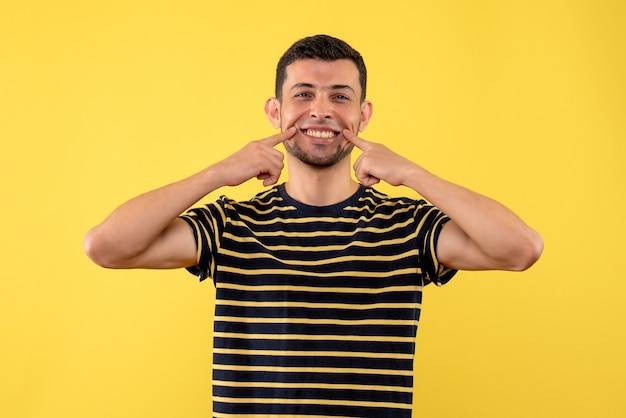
[{"x1": 1, "y1": 1, "x2": 625, "y2": 417}]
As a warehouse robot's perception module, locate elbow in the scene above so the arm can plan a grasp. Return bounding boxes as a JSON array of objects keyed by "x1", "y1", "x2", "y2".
[
  {"x1": 83, "y1": 227, "x2": 126, "y2": 269},
  {"x1": 509, "y1": 231, "x2": 544, "y2": 271}
]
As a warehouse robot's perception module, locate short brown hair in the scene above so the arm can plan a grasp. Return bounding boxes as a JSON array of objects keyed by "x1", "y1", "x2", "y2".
[{"x1": 275, "y1": 34, "x2": 367, "y2": 102}]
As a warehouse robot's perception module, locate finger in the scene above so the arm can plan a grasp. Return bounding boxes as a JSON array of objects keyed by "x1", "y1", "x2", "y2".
[
  {"x1": 264, "y1": 126, "x2": 297, "y2": 147},
  {"x1": 362, "y1": 176, "x2": 380, "y2": 186},
  {"x1": 257, "y1": 171, "x2": 282, "y2": 187},
  {"x1": 353, "y1": 166, "x2": 380, "y2": 186},
  {"x1": 352, "y1": 151, "x2": 380, "y2": 187},
  {"x1": 256, "y1": 154, "x2": 285, "y2": 186},
  {"x1": 343, "y1": 129, "x2": 370, "y2": 150}
]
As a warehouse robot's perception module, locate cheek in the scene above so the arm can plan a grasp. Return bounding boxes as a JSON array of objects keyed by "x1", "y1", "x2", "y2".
[
  {"x1": 341, "y1": 109, "x2": 362, "y2": 131},
  {"x1": 279, "y1": 107, "x2": 300, "y2": 128}
]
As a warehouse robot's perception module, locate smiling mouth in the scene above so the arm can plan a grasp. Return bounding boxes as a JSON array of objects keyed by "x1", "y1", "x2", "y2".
[{"x1": 302, "y1": 128, "x2": 339, "y2": 139}]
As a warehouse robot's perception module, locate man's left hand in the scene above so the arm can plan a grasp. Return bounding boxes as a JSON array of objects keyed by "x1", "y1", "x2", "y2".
[{"x1": 343, "y1": 129, "x2": 415, "y2": 187}]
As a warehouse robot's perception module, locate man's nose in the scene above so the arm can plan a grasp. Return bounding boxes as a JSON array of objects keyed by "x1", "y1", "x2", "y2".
[{"x1": 310, "y1": 97, "x2": 332, "y2": 120}]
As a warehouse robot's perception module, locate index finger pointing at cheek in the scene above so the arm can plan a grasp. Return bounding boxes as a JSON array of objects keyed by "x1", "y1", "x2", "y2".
[
  {"x1": 266, "y1": 126, "x2": 297, "y2": 147},
  {"x1": 343, "y1": 129, "x2": 369, "y2": 150}
]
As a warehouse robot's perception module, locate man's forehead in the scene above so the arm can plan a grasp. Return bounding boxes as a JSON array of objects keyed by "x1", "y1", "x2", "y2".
[{"x1": 283, "y1": 59, "x2": 360, "y2": 89}]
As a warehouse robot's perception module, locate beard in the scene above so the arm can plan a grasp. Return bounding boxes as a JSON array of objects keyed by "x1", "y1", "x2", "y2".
[{"x1": 284, "y1": 139, "x2": 354, "y2": 168}]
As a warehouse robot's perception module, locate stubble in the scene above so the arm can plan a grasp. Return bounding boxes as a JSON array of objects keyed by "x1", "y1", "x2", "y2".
[{"x1": 284, "y1": 140, "x2": 354, "y2": 168}]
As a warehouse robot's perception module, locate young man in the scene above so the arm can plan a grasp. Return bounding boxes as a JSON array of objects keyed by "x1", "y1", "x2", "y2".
[{"x1": 85, "y1": 35, "x2": 542, "y2": 418}]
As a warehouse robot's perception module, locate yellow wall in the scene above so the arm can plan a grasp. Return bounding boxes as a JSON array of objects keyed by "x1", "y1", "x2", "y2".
[{"x1": 1, "y1": 1, "x2": 624, "y2": 417}]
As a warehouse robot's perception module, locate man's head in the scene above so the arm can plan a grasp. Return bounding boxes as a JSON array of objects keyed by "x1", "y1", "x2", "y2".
[
  {"x1": 275, "y1": 34, "x2": 367, "y2": 103},
  {"x1": 266, "y1": 35, "x2": 372, "y2": 169}
]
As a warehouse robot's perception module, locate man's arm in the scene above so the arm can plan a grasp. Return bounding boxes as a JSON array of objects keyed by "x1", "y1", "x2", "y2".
[
  {"x1": 84, "y1": 128, "x2": 296, "y2": 269},
  {"x1": 344, "y1": 130, "x2": 543, "y2": 271}
]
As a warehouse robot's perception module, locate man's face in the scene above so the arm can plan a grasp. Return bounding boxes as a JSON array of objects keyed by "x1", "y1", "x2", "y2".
[{"x1": 266, "y1": 59, "x2": 372, "y2": 168}]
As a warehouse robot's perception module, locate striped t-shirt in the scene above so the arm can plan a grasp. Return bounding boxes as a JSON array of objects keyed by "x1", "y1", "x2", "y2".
[{"x1": 180, "y1": 184, "x2": 457, "y2": 418}]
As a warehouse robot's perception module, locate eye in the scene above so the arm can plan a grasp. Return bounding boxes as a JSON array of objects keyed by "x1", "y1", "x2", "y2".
[
  {"x1": 294, "y1": 92, "x2": 312, "y2": 99},
  {"x1": 333, "y1": 94, "x2": 351, "y2": 101}
]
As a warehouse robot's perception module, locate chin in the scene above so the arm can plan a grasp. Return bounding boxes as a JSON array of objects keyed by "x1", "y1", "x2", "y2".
[{"x1": 286, "y1": 140, "x2": 353, "y2": 168}]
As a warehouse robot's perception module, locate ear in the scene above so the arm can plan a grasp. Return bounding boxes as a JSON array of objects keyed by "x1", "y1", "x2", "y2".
[
  {"x1": 358, "y1": 100, "x2": 373, "y2": 132},
  {"x1": 264, "y1": 97, "x2": 281, "y2": 129}
]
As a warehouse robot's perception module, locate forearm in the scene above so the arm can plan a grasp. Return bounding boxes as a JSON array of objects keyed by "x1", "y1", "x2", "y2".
[
  {"x1": 344, "y1": 130, "x2": 542, "y2": 271},
  {"x1": 84, "y1": 129, "x2": 294, "y2": 269},
  {"x1": 405, "y1": 164, "x2": 543, "y2": 270},
  {"x1": 84, "y1": 165, "x2": 222, "y2": 267}
]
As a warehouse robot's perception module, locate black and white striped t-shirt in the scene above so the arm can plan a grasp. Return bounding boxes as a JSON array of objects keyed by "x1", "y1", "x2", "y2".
[{"x1": 180, "y1": 184, "x2": 457, "y2": 418}]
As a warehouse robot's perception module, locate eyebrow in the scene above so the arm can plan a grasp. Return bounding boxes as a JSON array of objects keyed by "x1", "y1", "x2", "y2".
[{"x1": 289, "y1": 83, "x2": 356, "y2": 93}]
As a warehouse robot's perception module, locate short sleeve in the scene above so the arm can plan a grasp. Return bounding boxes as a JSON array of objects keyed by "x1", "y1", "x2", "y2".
[
  {"x1": 415, "y1": 204, "x2": 458, "y2": 286},
  {"x1": 178, "y1": 200, "x2": 226, "y2": 282}
]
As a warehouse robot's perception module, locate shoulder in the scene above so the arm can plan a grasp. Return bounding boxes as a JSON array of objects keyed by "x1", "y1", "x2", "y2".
[
  {"x1": 358, "y1": 187, "x2": 428, "y2": 213},
  {"x1": 215, "y1": 185, "x2": 295, "y2": 221}
]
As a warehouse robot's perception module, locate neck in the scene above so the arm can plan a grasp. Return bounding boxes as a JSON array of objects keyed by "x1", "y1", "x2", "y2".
[{"x1": 284, "y1": 156, "x2": 360, "y2": 206}]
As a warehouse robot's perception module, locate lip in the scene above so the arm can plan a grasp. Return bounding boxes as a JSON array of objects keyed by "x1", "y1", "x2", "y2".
[
  {"x1": 299, "y1": 129, "x2": 340, "y2": 145},
  {"x1": 297, "y1": 125, "x2": 342, "y2": 142}
]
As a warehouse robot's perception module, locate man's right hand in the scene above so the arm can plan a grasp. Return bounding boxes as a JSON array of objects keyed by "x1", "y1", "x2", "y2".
[{"x1": 214, "y1": 127, "x2": 296, "y2": 187}]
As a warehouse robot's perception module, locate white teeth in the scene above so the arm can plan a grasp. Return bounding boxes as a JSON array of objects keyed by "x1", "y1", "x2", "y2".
[{"x1": 305, "y1": 129, "x2": 336, "y2": 139}]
